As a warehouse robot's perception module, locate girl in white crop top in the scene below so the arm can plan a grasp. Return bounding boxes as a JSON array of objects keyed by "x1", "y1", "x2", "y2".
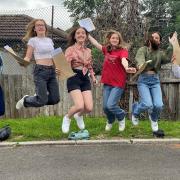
[
  {"x1": 23, "y1": 19, "x2": 54, "y2": 66},
  {"x1": 27, "y1": 37, "x2": 54, "y2": 60},
  {"x1": 16, "y1": 19, "x2": 60, "y2": 110}
]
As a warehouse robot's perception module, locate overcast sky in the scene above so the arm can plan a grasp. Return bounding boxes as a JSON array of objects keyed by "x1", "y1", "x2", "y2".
[
  {"x1": 0, "y1": 0, "x2": 63, "y2": 10},
  {"x1": 0, "y1": 0, "x2": 72, "y2": 30}
]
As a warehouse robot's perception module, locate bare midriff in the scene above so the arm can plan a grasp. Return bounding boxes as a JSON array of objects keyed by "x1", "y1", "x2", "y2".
[{"x1": 36, "y1": 58, "x2": 54, "y2": 66}]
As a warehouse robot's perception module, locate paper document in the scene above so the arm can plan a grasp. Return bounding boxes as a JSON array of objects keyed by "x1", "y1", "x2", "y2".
[
  {"x1": 4, "y1": 45, "x2": 30, "y2": 67},
  {"x1": 78, "y1": 18, "x2": 95, "y2": 32},
  {"x1": 52, "y1": 47, "x2": 75, "y2": 80},
  {"x1": 131, "y1": 60, "x2": 152, "y2": 81}
]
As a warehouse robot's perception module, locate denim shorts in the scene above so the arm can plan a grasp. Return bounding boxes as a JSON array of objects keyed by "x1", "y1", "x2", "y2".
[{"x1": 67, "y1": 69, "x2": 91, "y2": 93}]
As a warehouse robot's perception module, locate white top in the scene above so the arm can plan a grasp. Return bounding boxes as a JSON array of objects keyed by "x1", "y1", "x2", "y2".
[{"x1": 28, "y1": 37, "x2": 54, "y2": 60}]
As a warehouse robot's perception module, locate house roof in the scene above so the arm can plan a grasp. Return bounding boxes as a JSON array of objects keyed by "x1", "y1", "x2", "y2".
[{"x1": 0, "y1": 14, "x2": 68, "y2": 41}]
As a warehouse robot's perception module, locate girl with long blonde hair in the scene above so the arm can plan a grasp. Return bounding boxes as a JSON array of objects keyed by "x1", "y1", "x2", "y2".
[{"x1": 16, "y1": 19, "x2": 60, "y2": 109}]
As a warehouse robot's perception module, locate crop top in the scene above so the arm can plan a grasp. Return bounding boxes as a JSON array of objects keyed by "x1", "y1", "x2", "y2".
[{"x1": 28, "y1": 37, "x2": 54, "y2": 60}]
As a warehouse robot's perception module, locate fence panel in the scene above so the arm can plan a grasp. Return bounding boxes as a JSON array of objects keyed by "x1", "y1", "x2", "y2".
[{"x1": 0, "y1": 73, "x2": 179, "y2": 120}]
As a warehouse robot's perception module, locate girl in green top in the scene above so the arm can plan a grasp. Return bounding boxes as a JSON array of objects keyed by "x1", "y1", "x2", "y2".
[{"x1": 131, "y1": 32, "x2": 176, "y2": 132}]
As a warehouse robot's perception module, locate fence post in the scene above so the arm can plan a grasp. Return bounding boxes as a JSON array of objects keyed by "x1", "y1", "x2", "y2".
[
  {"x1": 51, "y1": 5, "x2": 54, "y2": 39},
  {"x1": 128, "y1": 85, "x2": 133, "y2": 120}
]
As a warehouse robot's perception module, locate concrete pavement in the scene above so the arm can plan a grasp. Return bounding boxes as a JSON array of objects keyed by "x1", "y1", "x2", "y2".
[{"x1": 0, "y1": 142, "x2": 180, "y2": 180}]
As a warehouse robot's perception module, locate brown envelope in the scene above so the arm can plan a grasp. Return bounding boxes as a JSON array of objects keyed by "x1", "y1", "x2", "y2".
[
  {"x1": 130, "y1": 60, "x2": 152, "y2": 81},
  {"x1": 52, "y1": 48, "x2": 75, "y2": 80}
]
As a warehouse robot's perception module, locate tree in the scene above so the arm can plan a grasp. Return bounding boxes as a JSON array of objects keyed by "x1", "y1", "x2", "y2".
[
  {"x1": 64, "y1": 0, "x2": 140, "y2": 39},
  {"x1": 64, "y1": 0, "x2": 141, "y2": 55},
  {"x1": 168, "y1": 0, "x2": 180, "y2": 33},
  {"x1": 140, "y1": 0, "x2": 180, "y2": 40},
  {"x1": 64, "y1": 0, "x2": 104, "y2": 21},
  {"x1": 140, "y1": 0, "x2": 171, "y2": 35}
]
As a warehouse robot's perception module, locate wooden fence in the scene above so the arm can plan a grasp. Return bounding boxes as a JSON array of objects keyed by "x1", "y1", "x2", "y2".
[{"x1": 0, "y1": 71, "x2": 180, "y2": 120}]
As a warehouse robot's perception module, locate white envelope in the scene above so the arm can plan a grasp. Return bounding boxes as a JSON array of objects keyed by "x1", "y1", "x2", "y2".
[
  {"x1": 4, "y1": 45, "x2": 30, "y2": 67},
  {"x1": 78, "y1": 18, "x2": 95, "y2": 32}
]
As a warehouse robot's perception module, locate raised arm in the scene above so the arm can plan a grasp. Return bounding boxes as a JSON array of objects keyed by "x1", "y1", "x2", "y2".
[
  {"x1": 88, "y1": 34, "x2": 102, "y2": 51},
  {"x1": 161, "y1": 32, "x2": 178, "y2": 64},
  {"x1": 166, "y1": 32, "x2": 179, "y2": 65}
]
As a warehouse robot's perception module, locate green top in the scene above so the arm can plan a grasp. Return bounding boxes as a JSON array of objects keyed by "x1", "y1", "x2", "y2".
[{"x1": 135, "y1": 45, "x2": 173, "y2": 73}]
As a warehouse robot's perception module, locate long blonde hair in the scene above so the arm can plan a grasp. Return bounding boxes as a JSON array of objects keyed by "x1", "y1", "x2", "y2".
[
  {"x1": 22, "y1": 19, "x2": 48, "y2": 42},
  {"x1": 104, "y1": 30, "x2": 130, "y2": 51}
]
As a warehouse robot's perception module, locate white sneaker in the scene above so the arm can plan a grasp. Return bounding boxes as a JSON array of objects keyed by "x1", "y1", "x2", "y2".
[
  {"x1": 74, "y1": 113, "x2": 85, "y2": 130},
  {"x1": 132, "y1": 114, "x2": 139, "y2": 126},
  {"x1": 62, "y1": 115, "x2": 71, "y2": 133},
  {"x1": 119, "y1": 118, "x2": 125, "y2": 132},
  {"x1": 149, "y1": 115, "x2": 158, "y2": 132},
  {"x1": 105, "y1": 123, "x2": 112, "y2": 131},
  {"x1": 16, "y1": 95, "x2": 28, "y2": 110}
]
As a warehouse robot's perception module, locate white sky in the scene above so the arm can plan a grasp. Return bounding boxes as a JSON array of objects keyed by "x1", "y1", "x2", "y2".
[
  {"x1": 0, "y1": 0, "x2": 63, "y2": 10},
  {"x1": 0, "y1": 0, "x2": 73, "y2": 30}
]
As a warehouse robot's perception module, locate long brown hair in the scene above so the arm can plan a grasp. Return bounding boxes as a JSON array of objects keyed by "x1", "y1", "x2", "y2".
[
  {"x1": 22, "y1": 19, "x2": 48, "y2": 42},
  {"x1": 104, "y1": 30, "x2": 130, "y2": 52},
  {"x1": 67, "y1": 27, "x2": 89, "y2": 47},
  {"x1": 144, "y1": 31, "x2": 162, "y2": 47}
]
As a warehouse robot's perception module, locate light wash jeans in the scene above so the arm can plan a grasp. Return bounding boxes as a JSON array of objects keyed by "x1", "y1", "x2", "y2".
[
  {"x1": 103, "y1": 84, "x2": 125, "y2": 124},
  {"x1": 24, "y1": 64, "x2": 60, "y2": 107},
  {"x1": 132, "y1": 73, "x2": 163, "y2": 122}
]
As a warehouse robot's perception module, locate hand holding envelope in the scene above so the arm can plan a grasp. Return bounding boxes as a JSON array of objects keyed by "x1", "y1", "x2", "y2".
[
  {"x1": 4, "y1": 45, "x2": 30, "y2": 67},
  {"x1": 78, "y1": 18, "x2": 95, "y2": 32},
  {"x1": 52, "y1": 47, "x2": 75, "y2": 80},
  {"x1": 130, "y1": 60, "x2": 152, "y2": 81}
]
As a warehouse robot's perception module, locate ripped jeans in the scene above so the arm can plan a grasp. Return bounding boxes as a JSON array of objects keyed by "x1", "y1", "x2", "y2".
[{"x1": 132, "y1": 73, "x2": 163, "y2": 122}]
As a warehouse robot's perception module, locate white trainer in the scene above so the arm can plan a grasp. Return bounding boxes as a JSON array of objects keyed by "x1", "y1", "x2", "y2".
[
  {"x1": 62, "y1": 115, "x2": 71, "y2": 133},
  {"x1": 149, "y1": 115, "x2": 158, "y2": 132},
  {"x1": 119, "y1": 118, "x2": 125, "y2": 132},
  {"x1": 132, "y1": 114, "x2": 139, "y2": 126},
  {"x1": 105, "y1": 123, "x2": 112, "y2": 131},
  {"x1": 16, "y1": 95, "x2": 28, "y2": 110},
  {"x1": 74, "y1": 113, "x2": 85, "y2": 130}
]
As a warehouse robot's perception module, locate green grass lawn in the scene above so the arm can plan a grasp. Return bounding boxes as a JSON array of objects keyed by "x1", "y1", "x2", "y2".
[{"x1": 0, "y1": 116, "x2": 180, "y2": 142}]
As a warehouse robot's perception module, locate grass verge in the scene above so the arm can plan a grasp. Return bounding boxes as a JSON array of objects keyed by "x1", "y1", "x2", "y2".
[{"x1": 0, "y1": 116, "x2": 179, "y2": 142}]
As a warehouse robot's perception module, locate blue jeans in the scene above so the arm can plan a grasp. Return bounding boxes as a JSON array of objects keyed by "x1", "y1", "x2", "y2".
[
  {"x1": 103, "y1": 84, "x2": 125, "y2": 124},
  {"x1": 132, "y1": 73, "x2": 163, "y2": 122},
  {"x1": 24, "y1": 64, "x2": 60, "y2": 107}
]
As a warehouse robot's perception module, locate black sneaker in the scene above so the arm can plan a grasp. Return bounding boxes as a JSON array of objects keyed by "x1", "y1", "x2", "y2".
[{"x1": 153, "y1": 129, "x2": 165, "y2": 138}]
